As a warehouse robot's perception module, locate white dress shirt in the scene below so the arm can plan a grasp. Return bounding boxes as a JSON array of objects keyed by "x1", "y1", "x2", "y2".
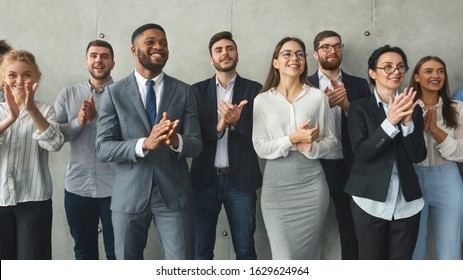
[
  {"x1": 214, "y1": 74, "x2": 236, "y2": 168},
  {"x1": 318, "y1": 70, "x2": 343, "y2": 160},
  {"x1": 252, "y1": 85, "x2": 336, "y2": 160}
]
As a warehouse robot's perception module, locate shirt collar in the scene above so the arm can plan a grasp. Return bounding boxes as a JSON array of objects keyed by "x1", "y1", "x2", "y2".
[
  {"x1": 87, "y1": 77, "x2": 114, "y2": 94},
  {"x1": 317, "y1": 69, "x2": 342, "y2": 82},
  {"x1": 215, "y1": 74, "x2": 237, "y2": 90},
  {"x1": 374, "y1": 88, "x2": 399, "y2": 108},
  {"x1": 134, "y1": 70, "x2": 164, "y2": 86}
]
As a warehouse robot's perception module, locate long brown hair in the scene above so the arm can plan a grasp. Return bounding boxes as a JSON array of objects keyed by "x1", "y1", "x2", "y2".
[
  {"x1": 260, "y1": 37, "x2": 311, "y2": 93},
  {"x1": 409, "y1": 56, "x2": 457, "y2": 128}
]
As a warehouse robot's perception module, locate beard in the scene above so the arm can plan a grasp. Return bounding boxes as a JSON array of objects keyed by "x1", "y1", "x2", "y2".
[
  {"x1": 89, "y1": 68, "x2": 111, "y2": 81},
  {"x1": 212, "y1": 58, "x2": 238, "y2": 73},
  {"x1": 137, "y1": 47, "x2": 168, "y2": 73},
  {"x1": 319, "y1": 55, "x2": 342, "y2": 71}
]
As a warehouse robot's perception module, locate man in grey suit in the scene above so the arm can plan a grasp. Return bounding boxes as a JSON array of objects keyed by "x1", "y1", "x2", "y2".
[{"x1": 96, "y1": 23, "x2": 202, "y2": 260}]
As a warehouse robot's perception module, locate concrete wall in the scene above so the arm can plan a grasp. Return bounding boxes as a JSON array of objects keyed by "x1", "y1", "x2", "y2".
[{"x1": 1, "y1": 0, "x2": 462, "y2": 259}]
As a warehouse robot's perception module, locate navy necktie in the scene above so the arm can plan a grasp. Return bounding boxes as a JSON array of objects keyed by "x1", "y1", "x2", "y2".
[{"x1": 145, "y1": 80, "x2": 156, "y2": 127}]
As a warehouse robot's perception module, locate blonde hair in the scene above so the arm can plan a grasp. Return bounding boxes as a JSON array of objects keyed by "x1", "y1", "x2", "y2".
[{"x1": 0, "y1": 49, "x2": 42, "y2": 88}]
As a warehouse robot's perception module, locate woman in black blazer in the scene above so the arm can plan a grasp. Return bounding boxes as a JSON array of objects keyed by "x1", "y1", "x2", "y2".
[{"x1": 345, "y1": 45, "x2": 427, "y2": 259}]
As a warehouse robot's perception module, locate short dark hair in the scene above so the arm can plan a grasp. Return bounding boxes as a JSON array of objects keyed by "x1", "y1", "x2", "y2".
[
  {"x1": 208, "y1": 31, "x2": 237, "y2": 55},
  {"x1": 0, "y1": 40, "x2": 12, "y2": 55},
  {"x1": 131, "y1": 23, "x2": 166, "y2": 44},
  {"x1": 313, "y1": 30, "x2": 341, "y2": 50},
  {"x1": 367, "y1": 45, "x2": 408, "y2": 85},
  {"x1": 86, "y1": 40, "x2": 114, "y2": 60}
]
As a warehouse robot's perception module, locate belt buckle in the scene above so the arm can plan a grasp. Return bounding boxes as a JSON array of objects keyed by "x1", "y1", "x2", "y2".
[{"x1": 216, "y1": 167, "x2": 229, "y2": 176}]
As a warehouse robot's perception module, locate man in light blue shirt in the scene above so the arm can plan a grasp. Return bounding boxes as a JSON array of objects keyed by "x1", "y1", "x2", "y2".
[{"x1": 54, "y1": 40, "x2": 116, "y2": 260}]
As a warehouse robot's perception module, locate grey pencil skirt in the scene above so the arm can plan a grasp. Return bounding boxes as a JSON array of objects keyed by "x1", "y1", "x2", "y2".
[{"x1": 261, "y1": 151, "x2": 329, "y2": 260}]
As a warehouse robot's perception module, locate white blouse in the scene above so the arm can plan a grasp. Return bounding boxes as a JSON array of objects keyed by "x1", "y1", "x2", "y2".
[
  {"x1": 252, "y1": 85, "x2": 336, "y2": 160},
  {"x1": 417, "y1": 97, "x2": 463, "y2": 166}
]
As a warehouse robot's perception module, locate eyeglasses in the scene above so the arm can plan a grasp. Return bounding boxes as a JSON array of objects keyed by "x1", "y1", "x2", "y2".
[
  {"x1": 316, "y1": 43, "x2": 344, "y2": 52},
  {"x1": 279, "y1": 50, "x2": 307, "y2": 60},
  {"x1": 375, "y1": 65, "x2": 408, "y2": 74}
]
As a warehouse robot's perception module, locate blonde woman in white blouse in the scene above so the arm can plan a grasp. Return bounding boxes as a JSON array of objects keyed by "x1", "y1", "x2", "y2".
[
  {"x1": 0, "y1": 50, "x2": 64, "y2": 259},
  {"x1": 409, "y1": 56, "x2": 463, "y2": 259},
  {"x1": 252, "y1": 37, "x2": 336, "y2": 259}
]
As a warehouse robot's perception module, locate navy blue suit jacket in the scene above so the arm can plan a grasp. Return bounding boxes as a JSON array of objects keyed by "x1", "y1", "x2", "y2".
[
  {"x1": 190, "y1": 75, "x2": 263, "y2": 192},
  {"x1": 309, "y1": 70, "x2": 370, "y2": 170}
]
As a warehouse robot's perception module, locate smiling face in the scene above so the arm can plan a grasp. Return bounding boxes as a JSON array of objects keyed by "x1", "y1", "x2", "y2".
[
  {"x1": 4, "y1": 60, "x2": 37, "y2": 97},
  {"x1": 273, "y1": 40, "x2": 306, "y2": 79},
  {"x1": 414, "y1": 59, "x2": 445, "y2": 94},
  {"x1": 369, "y1": 51, "x2": 405, "y2": 92},
  {"x1": 313, "y1": 36, "x2": 342, "y2": 71},
  {"x1": 132, "y1": 28, "x2": 169, "y2": 76},
  {"x1": 210, "y1": 38, "x2": 238, "y2": 73},
  {"x1": 85, "y1": 46, "x2": 115, "y2": 81}
]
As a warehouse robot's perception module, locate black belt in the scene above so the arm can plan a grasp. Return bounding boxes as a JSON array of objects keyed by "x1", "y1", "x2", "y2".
[{"x1": 214, "y1": 167, "x2": 230, "y2": 176}]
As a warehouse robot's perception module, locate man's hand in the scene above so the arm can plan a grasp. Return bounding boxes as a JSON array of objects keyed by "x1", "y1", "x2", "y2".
[
  {"x1": 217, "y1": 100, "x2": 248, "y2": 127},
  {"x1": 78, "y1": 95, "x2": 96, "y2": 127},
  {"x1": 324, "y1": 80, "x2": 348, "y2": 111}
]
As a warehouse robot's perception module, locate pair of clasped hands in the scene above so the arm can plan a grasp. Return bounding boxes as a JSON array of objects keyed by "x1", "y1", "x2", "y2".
[
  {"x1": 143, "y1": 112, "x2": 180, "y2": 151},
  {"x1": 290, "y1": 79, "x2": 349, "y2": 154},
  {"x1": 216, "y1": 100, "x2": 248, "y2": 132}
]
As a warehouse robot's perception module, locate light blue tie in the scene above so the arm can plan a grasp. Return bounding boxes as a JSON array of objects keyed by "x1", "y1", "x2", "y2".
[{"x1": 145, "y1": 79, "x2": 156, "y2": 127}]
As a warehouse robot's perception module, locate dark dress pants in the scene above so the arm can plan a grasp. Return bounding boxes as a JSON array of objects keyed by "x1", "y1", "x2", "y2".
[
  {"x1": 351, "y1": 198, "x2": 420, "y2": 259},
  {"x1": 320, "y1": 159, "x2": 358, "y2": 259}
]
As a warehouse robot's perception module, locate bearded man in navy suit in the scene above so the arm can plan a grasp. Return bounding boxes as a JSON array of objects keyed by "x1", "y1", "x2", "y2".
[{"x1": 309, "y1": 30, "x2": 370, "y2": 260}]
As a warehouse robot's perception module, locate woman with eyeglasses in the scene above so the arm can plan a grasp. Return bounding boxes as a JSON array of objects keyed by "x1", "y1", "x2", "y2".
[
  {"x1": 0, "y1": 50, "x2": 64, "y2": 259},
  {"x1": 344, "y1": 45, "x2": 427, "y2": 259},
  {"x1": 408, "y1": 56, "x2": 463, "y2": 260},
  {"x1": 252, "y1": 37, "x2": 336, "y2": 259}
]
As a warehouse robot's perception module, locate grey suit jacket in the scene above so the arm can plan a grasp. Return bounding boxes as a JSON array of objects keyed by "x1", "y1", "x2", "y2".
[{"x1": 96, "y1": 72, "x2": 202, "y2": 213}]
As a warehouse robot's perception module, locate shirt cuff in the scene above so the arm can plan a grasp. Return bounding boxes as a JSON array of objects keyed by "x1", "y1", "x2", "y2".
[
  {"x1": 400, "y1": 121, "x2": 414, "y2": 137},
  {"x1": 381, "y1": 119, "x2": 400, "y2": 139},
  {"x1": 170, "y1": 133, "x2": 183, "y2": 153},
  {"x1": 136, "y1": 138, "x2": 148, "y2": 157}
]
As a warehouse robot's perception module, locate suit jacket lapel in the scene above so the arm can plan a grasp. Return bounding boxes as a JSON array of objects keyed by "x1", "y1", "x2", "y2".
[
  {"x1": 207, "y1": 77, "x2": 219, "y2": 123},
  {"x1": 371, "y1": 96, "x2": 387, "y2": 122},
  {"x1": 231, "y1": 75, "x2": 244, "y2": 105},
  {"x1": 125, "y1": 73, "x2": 151, "y2": 131},
  {"x1": 157, "y1": 75, "x2": 175, "y2": 123}
]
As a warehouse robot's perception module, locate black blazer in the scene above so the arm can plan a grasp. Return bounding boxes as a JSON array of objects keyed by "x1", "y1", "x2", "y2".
[
  {"x1": 190, "y1": 75, "x2": 263, "y2": 192},
  {"x1": 344, "y1": 95, "x2": 427, "y2": 202},
  {"x1": 309, "y1": 70, "x2": 371, "y2": 170}
]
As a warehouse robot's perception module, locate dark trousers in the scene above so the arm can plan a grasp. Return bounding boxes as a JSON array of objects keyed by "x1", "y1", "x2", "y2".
[
  {"x1": 193, "y1": 174, "x2": 257, "y2": 260},
  {"x1": 0, "y1": 199, "x2": 52, "y2": 260},
  {"x1": 320, "y1": 159, "x2": 358, "y2": 259},
  {"x1": 351, "y1": 199, "x2": 420, "y2": 259},
  {"x1": 65, "y1": 190, "x2": 115, "y2": 260}
]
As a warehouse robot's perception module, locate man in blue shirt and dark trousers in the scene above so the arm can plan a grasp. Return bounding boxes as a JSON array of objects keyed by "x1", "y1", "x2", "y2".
[{"x1": 54, "y1": 40, "x2": 116, "y2": 259}]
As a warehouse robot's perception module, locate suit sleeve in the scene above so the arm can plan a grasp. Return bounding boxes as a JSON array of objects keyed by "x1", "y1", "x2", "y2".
[
  {"x1": 348, "y1": 100, "x2": 393, "y2": 163},
  {"x1": 95, "y1": 86, "x2": 139, "y2": 162},
  {"x1": 176, "y1": 86, "x2": 202, "y2": 159},
  {"x1": 403, "y1": 106, "x2": 427, "y2": 163}
]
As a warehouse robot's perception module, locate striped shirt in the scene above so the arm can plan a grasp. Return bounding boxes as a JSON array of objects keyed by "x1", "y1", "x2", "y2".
[{"x1": 0, "y1": 101, "x2": 64, "y2": 206}]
